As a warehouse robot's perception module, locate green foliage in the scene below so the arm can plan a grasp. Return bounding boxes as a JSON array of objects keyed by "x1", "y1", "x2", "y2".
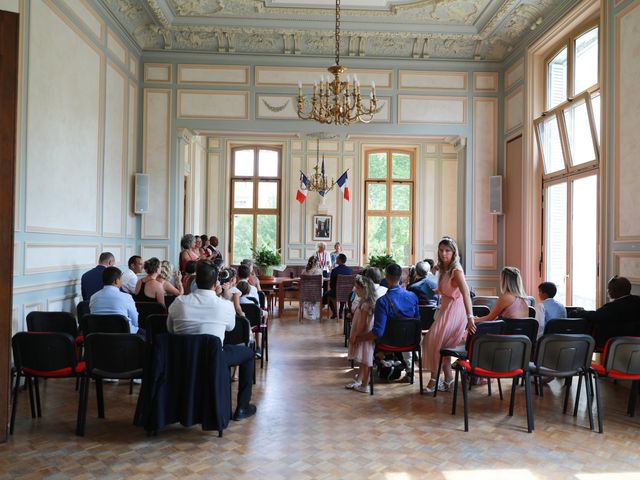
[
  {"x1": 367, "y1": 254, "x2": 396, "y2": 269},
  {"x1": 251, "y1": 244, "x2": 281, "y2": 267}
]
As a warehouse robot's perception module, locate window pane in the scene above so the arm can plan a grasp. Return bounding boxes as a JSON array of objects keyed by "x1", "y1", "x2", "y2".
[
  {"x1": 257, "y1": 215, "x2": 278, "y2": 253},
  {"x1": 234, "y1": 149, "x2": 254, "y2": 176},
  {"x1": 368, "y1": 153, "x2": 387, "y2": 178},
  {"x1": 233, "y1": 180, "x2": 253, "y2": 208},
  {"x1": 258, "y1": 149, "x2": 279, "y2": 177},
  {"x1": 391, "y1": 184, "x2": 411, "y2": 211},
  {"x1": 571, "y1": 175, "x2": 597, "y2": 310},
  {"x1": 258, "y1": 182, "x2": 278, "y2": 209},
  {"x1": 367, "y1": 183, "x2": 387, "y2": 210},
  {"x1": 538, "y1": 115, "x2": 565, "y2": 174},
  {"x1": 232, "y1": 214, "x2": 254, "y2": 265},
  {"x1": 545, "y1": 182, "x2": 568, "y2": 305},
  {"x1": 563, "y1": 99, "x2": 596, "y2": 166},
  {"x1": 390, "y1": 216, "x2": 410, "y2": 266},
  {"x1": 591, "y1": 93, "x2": 601, "y2": 142},
  {"x1": 391, "y1": 153, "x2": 411, "y2": 179},
  {"x1": 366, "y1": 216, "x2": 387, "y2": 258},
  {"x1": 574, "y1": 27, "x2": 598, "y2": 95},
  {"x1": 547, "y1": 47, "x2": 567, "y2": 110}
]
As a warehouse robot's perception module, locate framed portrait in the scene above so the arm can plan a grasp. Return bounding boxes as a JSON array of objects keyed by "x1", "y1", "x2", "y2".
[{"x1": 312, "y1": 215, "x2": 332, "y2": 242}]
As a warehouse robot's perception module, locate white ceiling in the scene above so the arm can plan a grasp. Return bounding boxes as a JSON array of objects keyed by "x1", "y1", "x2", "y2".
[{"x1": 100, "y1": 0, "x2": 575, "y2": 62}]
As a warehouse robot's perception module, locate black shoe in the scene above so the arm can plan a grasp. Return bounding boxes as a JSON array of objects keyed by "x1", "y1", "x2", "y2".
[
  {"x1": 233, "y1": 404, "x2": 257, "y2": 421},
  {"x1": 330, "y1": 314, "x2": 337, "y2": 319},
  {"x1": 255, "y1": 348, "x2": 262, "y2": 359}
]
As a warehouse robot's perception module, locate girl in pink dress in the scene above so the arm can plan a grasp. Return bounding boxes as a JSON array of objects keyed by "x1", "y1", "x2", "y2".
[
  {"x1": 422, "y1": 237, "x2": 475, "y2": 393},
  {"x1": 345, "y1": 275, "x2": 377, "y2": 394}
]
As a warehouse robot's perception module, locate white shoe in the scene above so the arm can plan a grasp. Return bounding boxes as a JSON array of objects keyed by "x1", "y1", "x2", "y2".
[
  {"x1": 103, "y1": 378, "x2": 119, "y2": 383},
  {"x1": 425, "y1": 379, "x2": 446, "y2": 393},
  {"x1": 345, "y1": 380, "x2": 362, "y2": 389},
  {"x1": 133, "y1": 379, "x2": 142, "y2": 385},
  {"x1": 354, "y1": 384, "x2": 370, "y2": 394}
]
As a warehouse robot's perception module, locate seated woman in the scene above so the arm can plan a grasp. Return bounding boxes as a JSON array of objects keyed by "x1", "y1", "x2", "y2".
[
  {"x1": 179, "y1": 234, "x2": 200, "y2": 273},
  {"x1": 134, "y1": 257, "x2": 168, "y2": 305},
  {"x1": 301, "y1": 256, "x2": 323, "y2": 320},
  {"x1": 159, "y1": 260, "x2": 184, "y2": 299},
  {"x1": 475, "y1": 266, "x2": 530, "y2": 324},
  {"x1": 407, "y1": 260, "x2": 438, "y2": 306}
]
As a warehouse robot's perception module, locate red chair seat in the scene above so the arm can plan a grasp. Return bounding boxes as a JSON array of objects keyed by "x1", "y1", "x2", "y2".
[
  {"x1": 458, "y1": 359, "x2": 523, "y2": 378},
  {"x1": 23, "y1": 361, "x2": 86, "y2": 377},
  {"x1": 76, "y1": 335, "x2": 84, "y2": 344}
]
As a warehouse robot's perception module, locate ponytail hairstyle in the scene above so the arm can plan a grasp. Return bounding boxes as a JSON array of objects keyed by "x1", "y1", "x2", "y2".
[{"x1": 500, "y1": 266, "x2": 527, "y2": 298}]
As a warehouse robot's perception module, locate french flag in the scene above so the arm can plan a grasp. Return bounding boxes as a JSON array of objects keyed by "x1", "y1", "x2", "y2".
[
  {"x1": 296, "y1": 171, "x2": 310, "y2": 204},
  {"x1": 336, "y1": 170, "x2": 350, "y2": 201}
]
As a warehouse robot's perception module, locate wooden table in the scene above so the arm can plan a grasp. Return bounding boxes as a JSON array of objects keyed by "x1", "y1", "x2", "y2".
[{"x1": 260, "y1": 276, "x2": 329, "y2": 316}]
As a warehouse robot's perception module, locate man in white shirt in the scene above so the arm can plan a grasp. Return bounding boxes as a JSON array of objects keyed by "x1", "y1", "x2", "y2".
[
  {"x1": 121, "y1": 255, "x2": 143, "y2": 295},
  {"x1": 167, "y1": 261, "x2": 257, "y2": 421},
  {"x1": 89, "y1": 267, "x2": 139, "y2": 333}
]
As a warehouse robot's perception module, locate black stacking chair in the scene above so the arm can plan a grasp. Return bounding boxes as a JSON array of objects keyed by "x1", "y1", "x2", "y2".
[
  {"x1": 502, "y1": 317, "x2": 539, "y2": 351},
  {"x1": 135, "y1": 302, "x2": 167, "y2": 331},
  {"x1": 544, "y1": 318, "x2": 591, "y2": 335},
  {"x1": 433, "y1": 320, "x2": 505, "y2": 398},
  {"x1": 26, "y1": 311, "x2": 82, "y2": 346},
  {"x1": 10, "y1": 332, "x2": 85, "y2": 435},
  {"x1": 241, "y1": 303, "x2": 268, "y2": 368},
  {"x1": 142, "y1": 313, "x2": 168, "y2": 341},
  {"x1": 77, "y1": 333, "x2": 146, "y2": 436},
  {"x1": 419, "y1": 305, "x2": 437, "y2": 334},
  {"x1": 370, "y1": 317, "x2": 423, "y2": 395},
  {"x1": 224, "y1": 315, "x2": 255, "y2": 387},
  {"x1": 531, "y1": 334, "x2": 595, "y2": 430},
  {"x1": 80, "y1": 314, "x2": 131, "y2": 337},
  {"x1": 452, "y1": 334, "x2": 533, "y2": 432},
  {"x1": 76, "y1": 301, "x2": 90, "y2": 324},
  {"x1": 472, "y1": 305, "x2": 490, "y2": 317},
  {"x1": 528, "y1": 306, "x2": 536, "y2": 318}
]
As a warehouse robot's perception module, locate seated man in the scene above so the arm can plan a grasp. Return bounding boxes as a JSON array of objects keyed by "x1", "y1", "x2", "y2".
[
  {"x1": 89, "y1": 266, "x2": 140, "y2": 333},
  {"x1": 587, "y1": 276, "x2": 640, "y2": 348},
  {"x1": 167, "y1": 261, "x2": 257, "y2": 421},
  {"x1": 121, "y1": 255, "x2": 143, "y2": 295},
  {"x1": 323, "y1": 253, "x2": 353, "y2": 319},
  {"x1": 358, "y1": 263, "x2": 419, "y2": 381},
  {"x1": 535, "y1": 281, "x2": 567, "y2": 338},
  {"x1": 407, "y1": 260, "x2": 438, "y2": 306},
  {"x1": 81, "y1": 252, "x2": 114, "y2": 301}
]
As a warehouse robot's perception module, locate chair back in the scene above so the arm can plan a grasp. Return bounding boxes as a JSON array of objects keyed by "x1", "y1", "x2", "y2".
[
  {"x1": 544, "y1": 317, "x2": 591, "y2": 335},
  {"x1": 224, "y1": 315, "x2": 251, "y2": 346},
  {"x1": 257, "y1": 290, "x2": 266, "y2": 309},
  {"x1": 528, "y1": 306, "x2": 536, "y2": 318},
  {"x1": 12, "y1": 332, "x2": 78, "y2": 374},
  {"x1": 377, "y1": 318, "x2": 422, "y2": 349},
  {"x1": 502, "y1": 317, "x2": 539, "y2": 348},
  {"x1": 84, "y1": 333, "x2": 145, "y2": 379},
  {"x1": 603, "y1": 337, "x2": 640, "y2": 375},
  {"x1": 534, "y1": 334, "x2": 595, "y2": 376},
  {"x1": 241, "y1": 303, "x2": 261, "y2": 328},
  {"x1": 335, "y1": 274, "x2": 357, "y2": 303},
  {"x1": 419, "y1": 306, "x2": 437, "y2": 331},
  {"x1": 472, "y1": 296, "x2": 498, "y2": 310},
  {"x1": 76, "y1": 301, "x2": 90, "y2": 322},
  {"x1": 26, "y1": 311, "x2": 78, "y2": 338},
  {"x1": 464, "y1": 320, "x2": 505, "y2": 351},
  {"x1": 472, "y1": 305, "x2": 490, "y2": 317},
  {"x1": 135, "y1": 302, "x2": 167, "y2": 328},
  {"x1": 469, "y1": 334, "x2": 531, "y2": 373},
  {"x1": 142, "y1": 313, "x2": 168, "y2": 337},
  {"x1": 81, "y1": 314, "x2": 130, "y2": 336},
  {"x1": 566, "y1": 306, "x2": 585, "y2": 318},
  {"x1": 298, "y1": 275, "x2": 323, "y2": 303}
]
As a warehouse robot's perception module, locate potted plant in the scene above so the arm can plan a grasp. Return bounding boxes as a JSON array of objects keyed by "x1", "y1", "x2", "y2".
[
  {"x1": 251, "y1": 245, "x2": 282, "y2": 280},
  {"x1": 367, "y1": 254, "x2": 396, "y2": 270}
]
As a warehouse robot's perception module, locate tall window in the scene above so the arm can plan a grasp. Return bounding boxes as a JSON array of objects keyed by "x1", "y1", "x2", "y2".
[
  {"x1": 534, "y1": 24, "x2": 599, "y2": 309},
  {"x1": 364, "y1": 149, "x2": 414, "y2": 266},
  {"x1": 230, "y1": 147, "x2": 281, "y2": 265}
]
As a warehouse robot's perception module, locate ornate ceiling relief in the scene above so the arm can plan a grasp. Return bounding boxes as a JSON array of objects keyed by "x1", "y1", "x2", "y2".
[{"x1": 98, "y1": 0, "x2": 574, "y2": 61}]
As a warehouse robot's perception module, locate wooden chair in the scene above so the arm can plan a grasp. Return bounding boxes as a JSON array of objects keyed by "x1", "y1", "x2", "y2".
[
  {"x1": 331, "y1": 274, "x2": 356, "y2": 321},
  {"x1": 298, "y1": 275, "x2": 324, "y2": 322}
]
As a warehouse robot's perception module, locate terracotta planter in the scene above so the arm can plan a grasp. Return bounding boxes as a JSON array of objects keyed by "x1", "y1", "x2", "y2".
[{"x1": 258, "y1": 275, "x2": 276, "y2": 282}]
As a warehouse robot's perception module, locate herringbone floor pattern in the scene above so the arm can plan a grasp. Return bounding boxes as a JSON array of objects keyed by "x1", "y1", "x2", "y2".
[{"x1": 2, "y1": 311, "x2": 640, "y2": 479}]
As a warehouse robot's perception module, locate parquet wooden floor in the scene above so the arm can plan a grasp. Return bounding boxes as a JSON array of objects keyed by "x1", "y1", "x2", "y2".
[{"x1": 2, "y1": 310, "x2": 640, "y2": 479}]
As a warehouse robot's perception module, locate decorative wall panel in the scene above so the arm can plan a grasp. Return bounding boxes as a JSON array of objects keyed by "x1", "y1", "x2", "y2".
[
  {"x1": 25, "y1": 0, "x2": 101, "y2": 235},
  {"x1": 59, "y1": 0, "x2": 104, "y2": 41},
  {"x1": 473, "y1": 72, "x2": 498, "y2": 92},
  {"x1": 107, "y1": 29, "x2": 127, "y2": 65},
  {"x1": 255, "y1": 66, "x2": 392, "y2": 89},
  {"x1": 257, "y1": 95, "x2": 299, "y2": 120},
  {"x1": 440, "y1": 159, "x2": 458, "y2": 239},
  {"x1": 399, "y1": 71, "x2": 467, "y2": 91},
  {"x1": 505, "y1": 58, "x2": 524, "y2": 89},
  {"x1": 398, "y1": 96, "x2": 467, "y2": 124},
  {"x1": 472, "y1": 97, "x2": 498, "y2": 245},
  {"x1": 178, "y1": 64, "x2": 248, "y2": 85},
  {"x1": 505, "y1": 86, "x2": 523, "y2": 132},
  {"x1": 615, "y1": 2, "x2": 640, "y2": 241},
  {"x1": 47, "y1": 294, "x2": 76, "y2": 312},
  {"x1": 289, "y1": 155, "x2": 303, "y2": 244},
  {"x1": 24, "y1": 243, "x2": 98, "y2": 274},
  {"x1": 472, "y1": 250, "x2": 498, "y2": 270},
  {"x1": 126, "y1": 82, "x2": 137, "y2": 237},
  {"x1": 424, "y1": 159, "x2": 437, "y2": 247},
  {"x1": 142, "y1": 89, "x2": 171, "y2": 239},
  {"x1": 177, "y1": 90, "x2": 249, "y2": 119},
  {"x1": 141, "y1": 245, "x2": 169, "y2": 261},
  {"x1": 144, "y1": 63, "x2": 171, "y2": 83},
  {"x1": 613, "y1": 252, "x2": 640, "y2": 283}
]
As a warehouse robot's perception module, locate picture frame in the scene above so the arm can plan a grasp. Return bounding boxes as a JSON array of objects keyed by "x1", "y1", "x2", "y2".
[{"x1": 312, "y1": 215, "x2": 332, "y2": 242}]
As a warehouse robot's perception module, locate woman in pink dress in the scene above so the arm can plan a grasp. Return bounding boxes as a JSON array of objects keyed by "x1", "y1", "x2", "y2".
[
  {"x1": 422, "y1": 237, "x2": 475, "y2": 393},
  {"x1": 475, "y1": 267, "x2": 529, "y2": 322},
  {"x1": 345, "y1": 275, "x2": 377, "y2": 394}
]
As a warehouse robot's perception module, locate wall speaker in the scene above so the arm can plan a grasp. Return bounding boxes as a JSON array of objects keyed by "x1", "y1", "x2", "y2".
[
  {"x1": 134, "y1": 173, "x2": 150, "y2": 214},
  {"x1": 489, "y1": 175, "x2": 503, "y2": 215}
]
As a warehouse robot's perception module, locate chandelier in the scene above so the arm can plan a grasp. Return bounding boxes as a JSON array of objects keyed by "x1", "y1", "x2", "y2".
[{"x1": 296, "y1": 0, "x2": 378, "y2": 125}]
